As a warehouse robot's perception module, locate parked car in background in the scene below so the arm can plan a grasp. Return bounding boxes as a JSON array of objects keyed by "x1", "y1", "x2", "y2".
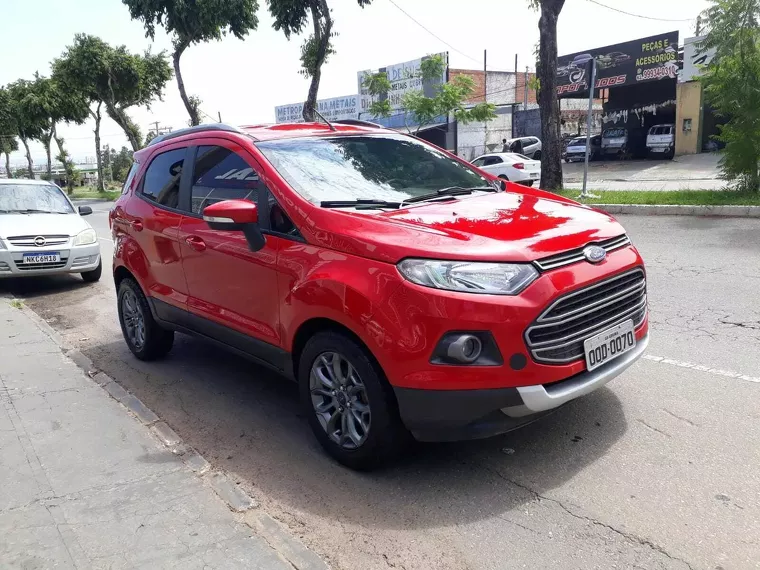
[
  {"x1": 471, "y1": 153, "x2": 541, "y2": 186},
  {"x1": 601, "y1": 127, "x2": 645, "y2": 159},
  {"x1": 646, "y1": 124, "x2": 676, "y2": 159},
  {"x1": 0, "y1": 179, "x2": 101, "y2": 281},
  {"x1": 504, "y1": 137, "x2": 542, "y2": 160},
  {"x1": 564, "y1": 135, "x2": 602, "y2": 162},
  {"x1": 111, "y1": 121, "x2": 648, "y2": 470}
]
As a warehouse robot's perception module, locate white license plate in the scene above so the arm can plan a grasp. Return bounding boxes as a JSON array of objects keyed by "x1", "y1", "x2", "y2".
[
  {"x1": 23, "y1": 252, "x2": 61, "y2": 264},
  {"x1": 530, "y1": 172, "x2": 540, "y2": 178},
  {"x1": 651, "y1": 147, "x2": 667, "y2": 152},
  {"x1": 583, "y1": 320, "x2": 636, "y2": 371}
]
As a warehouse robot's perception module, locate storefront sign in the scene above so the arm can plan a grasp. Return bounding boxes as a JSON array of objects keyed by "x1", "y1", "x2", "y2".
[
  {"x1": 681, "y1": 36, "x2": 715, "y2": 82},
  {"x1": 357, "y1": 53, "x2": 447, "y2": 117},
  {"x1": 557, "y1": 31, "x2": 680, "y2": 96},
  {"x1": 274, "y1": 94, "x2": 358, "y2": 123}
]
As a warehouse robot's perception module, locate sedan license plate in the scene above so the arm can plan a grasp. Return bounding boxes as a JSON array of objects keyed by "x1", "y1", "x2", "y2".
[
  {"x1": 530, "y1": 172, "x2": 540, "y2": 178},
  {"x1": 583, "y1": 320, "x2": 636, "y2": 371},
  {"x1": 23, "y1": 252, "x2": 61, "y2": 264}
]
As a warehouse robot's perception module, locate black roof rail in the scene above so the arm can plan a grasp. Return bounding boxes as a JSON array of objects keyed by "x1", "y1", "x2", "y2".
[
  {"x1": 148, "y1": 123, "x2": 243, "y2": 147},
  {"x1": 333, "y1": 119, "x2": 384, "y2": 129}
]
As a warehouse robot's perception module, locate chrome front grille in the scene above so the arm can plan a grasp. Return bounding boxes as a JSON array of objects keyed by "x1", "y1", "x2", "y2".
[
  {"x1": 525, "y1": 269, "x2": 647, "y2": 364},
  {"x1": 8, "y1": 235, "x2": 70, "y2": 247},
  {"x1": 534, "y1": 235, "x2": 631, "y2": 271}
]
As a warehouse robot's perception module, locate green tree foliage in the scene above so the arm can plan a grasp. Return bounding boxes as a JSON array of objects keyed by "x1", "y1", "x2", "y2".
[
  {"x1": 53, "y1": 34, "x2": 172, "y2": 153},
  {"x1": 6, "y1": 80, "x2": 47, "y2": 178},
  {"x1": 0, "y1": 87, "x2": 19, "y2": 179},
  {"x1": 363, "y1": 54, "x2": 496, "y2": 135},
  {"x1": 123, "y1": 0, "x2": 259, "y2": 126},
  {"x1": 103, "y1": 146, "x2": 134, "y2": 184},
  {"x1": 700, "y1": 0, "x2": 760, "y2": 191},
  {"x1": 268, "y1": 0, "x2": 371, "y2": 121}
]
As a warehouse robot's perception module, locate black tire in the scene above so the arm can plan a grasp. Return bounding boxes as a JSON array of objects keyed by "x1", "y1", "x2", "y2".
[
  {"x1": 533, "y1": 151, "x2": 542, "y2": 160},
  {"x1": 498, "y1": 174, "x2": 509, "y2": 181},
  {"x1": 299, "y1": 331, "x2": 409, "y2": 470},
  {"x1": 81, "y1": 260, "x2": 102, "y2": 283},
  {"x1": 117, "y1": 278, "x2": 174, "y2": 361}
]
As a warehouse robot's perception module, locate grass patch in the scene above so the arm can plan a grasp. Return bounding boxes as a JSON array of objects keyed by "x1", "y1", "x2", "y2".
[
  {"x1": 68, "y1": 187, "x2": 120, "y2": 201},
  {"x1": 557, "y1": 189, "x2": 760, "y2": 206},
  {"x1": 10, "y1": 299, "x2": 23, "y2": 309}
]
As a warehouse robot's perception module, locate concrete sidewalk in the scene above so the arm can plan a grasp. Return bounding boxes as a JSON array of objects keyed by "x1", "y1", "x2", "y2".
[{"x1": 0, "y1": 298, "x2": 320, "y2": 569}]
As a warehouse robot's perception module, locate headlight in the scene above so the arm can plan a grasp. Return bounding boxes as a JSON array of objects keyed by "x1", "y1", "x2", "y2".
[
  {"x1": 73, "y1": 229, "x2": 97, "y2": 246},
  {"x1": 0, "y1": 239, "x2": 6, "y2": 250},
  {"x1": 397, "y1": 259, "x2": 538, "y2": 295}
]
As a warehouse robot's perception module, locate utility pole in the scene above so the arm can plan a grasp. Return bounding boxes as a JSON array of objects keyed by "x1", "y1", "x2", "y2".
[
  {"x1": 514, "y1": 54, "x2": 518, "y2": 74},
  {"x1": 578, "y1": 56, "x2": 599, "y2": 200},
  {"x1": 524, "y1": 66, "x2": 530, "y2": 111},
  {"x1": 218, "y1": 111, "x2": 223, "y2": 123},
  {"x1": 484, "y1": 49, "x2": 488, "y2": 156}
]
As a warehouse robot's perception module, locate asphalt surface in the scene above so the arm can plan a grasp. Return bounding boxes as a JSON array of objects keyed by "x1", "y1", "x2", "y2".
[
  {"x1": 2, "y1": 202, "x2": 759, "y2": 570},
  {"x1": 563, "y1": 153, "x2": 723, "y2": 191}
]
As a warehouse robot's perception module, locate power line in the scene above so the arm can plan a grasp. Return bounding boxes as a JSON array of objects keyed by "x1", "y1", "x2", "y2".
[
  {"x1": 385, "y1": 0, "x2": 482, "y2": 65},
  {"x1": 584, "y1": 0, "x2": 696, "y2": 22}
]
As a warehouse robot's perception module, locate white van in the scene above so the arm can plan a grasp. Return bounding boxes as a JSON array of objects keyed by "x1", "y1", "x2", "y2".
[{"x1": 646, "y1": 124, "x2": 675, "y2": 159}]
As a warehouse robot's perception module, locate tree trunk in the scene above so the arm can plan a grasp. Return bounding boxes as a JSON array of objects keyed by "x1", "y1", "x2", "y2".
[
  {"x1": 44, "y1": 136, "x2": 53, "y2": 181},
  {"x1": 4, "y1": 152, "x2": 11, "y2": 179},
  {"x1": 173, "y1": 42, "x2": 200, "y2": 126},
  {"x1": 105, "y1": 104, "x2": 141, "y2": 152},
  {"x1": 537, "y1": 0, "x2": 565, "y2": 191},
  {"x1": 21, "y1": 137, "x2": 33, "y2": 179},
  {"x1": 302, "y1": 1, "x2": 333, "y2": 122},
  {"x1": 92, "y1": 104, "x2": 105, "y2": 192}
]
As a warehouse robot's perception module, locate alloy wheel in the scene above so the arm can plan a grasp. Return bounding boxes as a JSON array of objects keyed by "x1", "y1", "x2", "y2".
[
  {"x1": 121, "y1": 289, "x2": 146, "y2": 350},
  {"x1": 309, "y1": 352, "x2": 371, "y2": 449}
]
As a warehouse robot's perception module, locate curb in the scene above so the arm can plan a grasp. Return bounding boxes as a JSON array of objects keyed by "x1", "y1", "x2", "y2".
[
  {"x1": 589, "y1": 204, "x2": 760, "y2": 217},
  {"x1": 12, "y1": 299, "x2": 329, "y2": 570}
]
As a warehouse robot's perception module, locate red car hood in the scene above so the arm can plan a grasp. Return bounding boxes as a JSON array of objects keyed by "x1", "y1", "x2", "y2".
[{"x1": 309, "y1": 191, "x2": 626, "y2": 264}]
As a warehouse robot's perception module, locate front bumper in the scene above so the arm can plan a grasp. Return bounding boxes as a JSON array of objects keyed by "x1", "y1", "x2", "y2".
[
  {"x1": 395, "y1": 333, "x2": 649, "y2": 442},
  {"x1": 0, "y1": 244, "x2": 101, "y2": 278}
]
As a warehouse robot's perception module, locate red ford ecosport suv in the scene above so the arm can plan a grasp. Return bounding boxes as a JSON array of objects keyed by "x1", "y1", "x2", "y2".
[{"x1": 111, "y1": 121, "x2": 649, "y2": 469}]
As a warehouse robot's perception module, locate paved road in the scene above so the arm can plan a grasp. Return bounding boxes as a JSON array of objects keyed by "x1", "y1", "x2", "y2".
[
  {"x1": 563, "y1": 153, "x2": 723, "y2": 191},
  {"x1": 2, "y1": 202, "x2": 758, "y2": 570}
]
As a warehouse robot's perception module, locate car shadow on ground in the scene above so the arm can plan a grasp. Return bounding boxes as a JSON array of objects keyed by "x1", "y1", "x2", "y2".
[
  {"x1": 82, "y1": 333, "x2": 629, "y2": 532},
  {"x1": 0, "y1": 275, "x2": 91, "y2": 298}
]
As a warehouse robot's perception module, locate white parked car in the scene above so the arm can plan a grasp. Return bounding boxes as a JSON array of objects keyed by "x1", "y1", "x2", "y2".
[
  {"x1": 0, "y1": 179, "x2": 101, "y2": 281},
  {"x1": 471, "y1": 153, "x2": 541, "y2": 186},
  {"x1": 646, "y1": 124, "x2": 675, "y2": 159}
]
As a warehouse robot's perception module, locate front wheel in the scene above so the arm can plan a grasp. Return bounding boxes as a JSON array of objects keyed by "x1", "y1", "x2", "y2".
[
  {"x1": 81, "y1": 260, "x2": 102, "y2": 283},
  {"x1": 299, "y1": 331, "x2": 409, "y2": 470},
  {"x1": 117, "y1": 278, "x2": 174, "y2": 361}
]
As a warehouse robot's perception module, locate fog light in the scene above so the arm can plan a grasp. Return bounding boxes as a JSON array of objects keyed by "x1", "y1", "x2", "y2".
[{"x1": 447, "y1": 334, "x2": 483, "y2": 363}]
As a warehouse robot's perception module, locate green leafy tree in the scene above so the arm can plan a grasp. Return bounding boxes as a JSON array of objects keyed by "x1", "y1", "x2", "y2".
[
  {"x1": 363, "y1": 54, "x2": 496, "y2": 135},
  {"x1": 700, "y1": 0, "x2": 760, "y2": 191},
  {"x1": 0, "y1": 87, "x2": 18, "y2": 178},
  {"x1": 6, "y1": 80, "x2": 47, "y2": 178},
  {"x1": 122, "y1": 0, "x2": 259, "y2": 126},
  {"x1": 53, "y1": 34, "x2": 172, "y2": 157},
  {"x1": 269, "y1": 0, "x2": 371, "y2": 121},
  {"x1": 529, "y1": 0, "x2": 565, "y2": 191},
  {"x1": 23, "y1": 73, "x2": 89, "y2": 180},
  {"x1": 111, "y1": 146, "x2": 134, "y2": 183}
]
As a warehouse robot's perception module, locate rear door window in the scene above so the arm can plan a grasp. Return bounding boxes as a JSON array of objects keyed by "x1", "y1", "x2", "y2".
[
  {"x1": 482, "y1": 156, "x2": 503, "y2": 166},
  {"x1": 140, "y1": 148, "x2": 186, "y2": 209},
  {"x1": 190, "y1": 145, "x2": 261, "y2": 215}
]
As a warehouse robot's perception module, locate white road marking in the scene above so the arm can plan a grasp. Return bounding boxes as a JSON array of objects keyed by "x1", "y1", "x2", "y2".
[{"x1": 642, "y1": 354, "x2": 760, "y2": 384}]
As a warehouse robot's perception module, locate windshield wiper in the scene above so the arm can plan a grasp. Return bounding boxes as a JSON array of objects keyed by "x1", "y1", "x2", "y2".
[
  {"x1": 320, "y1": 199, "x2": 402, "y2": 210},
  {"x1": 402, "y1": 186, "x2": 497, "y2": 205},
  {"x1": 15, "y1": 209, "x2": 63, "y2": 214}
]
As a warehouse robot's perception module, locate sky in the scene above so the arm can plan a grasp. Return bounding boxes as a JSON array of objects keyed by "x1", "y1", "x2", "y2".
[{"x1": 1, "y1": 0, "x2": 708, "y2": 166}]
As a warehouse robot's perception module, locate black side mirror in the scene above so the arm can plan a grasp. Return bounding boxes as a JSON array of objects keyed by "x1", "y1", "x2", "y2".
[{"x1": 78, "y1": 205, "x2": 93, "y2": 216}]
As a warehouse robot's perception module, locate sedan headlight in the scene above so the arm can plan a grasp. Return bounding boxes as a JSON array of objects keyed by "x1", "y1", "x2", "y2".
[
  {"x1": 397, "y1": 259, "x2": 538, "y2": 295},
  {"x1": 73, "y1": 229, "x2": 97, "y2": 246}
]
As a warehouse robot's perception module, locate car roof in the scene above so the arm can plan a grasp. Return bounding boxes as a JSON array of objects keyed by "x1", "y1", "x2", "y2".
[{"x1": 0, "y1": 178, "x2": 55, "y2": 186}]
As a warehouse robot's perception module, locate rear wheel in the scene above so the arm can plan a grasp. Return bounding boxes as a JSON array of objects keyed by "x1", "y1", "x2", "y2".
[
  {"x1": 498, "y1": 174, "x2": 509, "y2": 181},
  {"x1": 533, "y1": 150, "x2": 542, "y2": 160},
  {"x1": 81, "y1": 260, "x2": 102, "y2": 283},
  {"x1": 117, "y1": 278, "x2": 174, "y2": 361},
  {"x1": 299, "y1": 331, "x2": 409, "y2": 470}
]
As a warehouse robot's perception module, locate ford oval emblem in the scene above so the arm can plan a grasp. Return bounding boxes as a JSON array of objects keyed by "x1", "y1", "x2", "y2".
[{"x1": 583, "y1": 245, "x2": 607, "y2": 264}]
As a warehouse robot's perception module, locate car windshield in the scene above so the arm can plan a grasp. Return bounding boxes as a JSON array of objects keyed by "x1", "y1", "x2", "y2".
[
  {"x1": 255, "y1": 134, "x2": 490, "y2": 204},
  {"x1": 604, "y1": 128, "x2": 626, "y2": 138},
  {"x1": 569, "y1": 138, "x2": 586, "y2": 145},
  {"x1": 0, "y1": 184, "x2": 74, "y2": 214}
]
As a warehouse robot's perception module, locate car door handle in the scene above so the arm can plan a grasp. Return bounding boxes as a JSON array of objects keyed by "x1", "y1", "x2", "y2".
[
  {"x1": 185, "y1": 236, "x2": 206, "y2": 252},
  {"x1": 130, "y1": 219, "x2": 144, "y2": 232}
]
